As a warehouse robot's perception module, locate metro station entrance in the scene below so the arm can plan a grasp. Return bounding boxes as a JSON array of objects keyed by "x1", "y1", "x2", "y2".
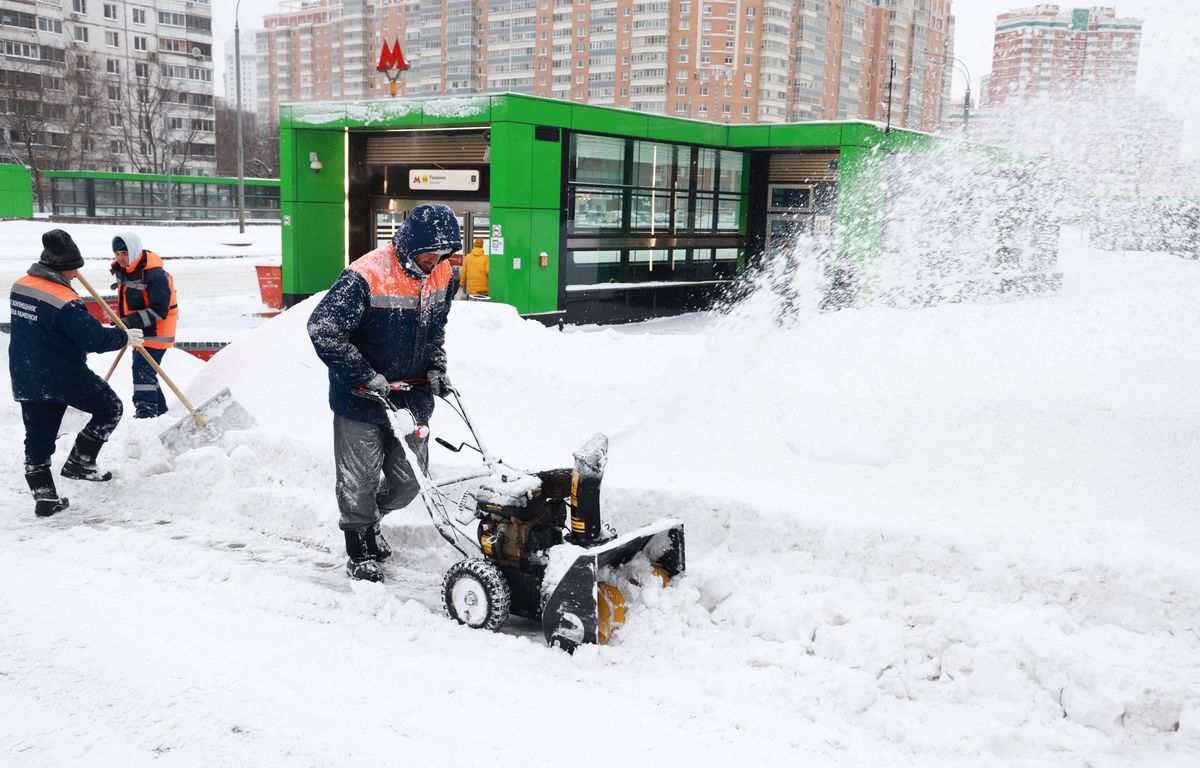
[
  {"x1": 346, "y1": 127, "x2": 492, "y2": 265},
  {"x1": 373, "y1": 199, "x2": 491, "y2": 256}
]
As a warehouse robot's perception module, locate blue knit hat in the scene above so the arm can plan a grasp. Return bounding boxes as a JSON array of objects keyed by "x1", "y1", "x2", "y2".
[{"x1": 391, "y1": 204, "x2": 463, "y2": 267}]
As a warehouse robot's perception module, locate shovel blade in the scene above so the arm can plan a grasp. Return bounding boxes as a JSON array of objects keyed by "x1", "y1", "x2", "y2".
[{"x1": 158, "y1": 388, "x2": 258, "y2": 452}]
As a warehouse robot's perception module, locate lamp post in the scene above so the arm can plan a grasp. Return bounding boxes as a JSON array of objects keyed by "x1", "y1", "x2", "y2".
[
  {"x1": 163, "y1": 107, "x2": 175, "y2": 219},
  {"x1": 927, "y1": 49, "x2": 972, "y2": 130},
  {"x1": 948, "y1": 56, "x2": 972, "y2": 129},
  {"x1": 234, "y1": 0, "x2": 246, "y2": 234}
]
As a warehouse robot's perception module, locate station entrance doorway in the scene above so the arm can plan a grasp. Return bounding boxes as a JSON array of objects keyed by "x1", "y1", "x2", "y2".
[
  {"x1": 347, "y1": 127, "x2": 493, "y2": 266},
  {"x1": 372, "y1": 199, "x2": 491, "y2": 256}
]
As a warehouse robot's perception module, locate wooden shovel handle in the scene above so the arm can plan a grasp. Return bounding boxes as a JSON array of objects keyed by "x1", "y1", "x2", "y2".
[
  {"x1": 103, "y1": 343, "x2": 127, "y2": 382},
  {"x1": 76, "y1": 272, "x2": 207, "y2": 428}
]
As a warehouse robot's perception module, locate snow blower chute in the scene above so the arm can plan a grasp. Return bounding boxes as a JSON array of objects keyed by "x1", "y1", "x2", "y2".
[{"x1": 358, "y1": 385, "x2": 685, "y2": 652}]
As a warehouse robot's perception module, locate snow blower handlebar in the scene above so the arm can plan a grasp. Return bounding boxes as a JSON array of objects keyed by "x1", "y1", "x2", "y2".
[
  {"x1": 352, "y1": 385, "x2": 480, "y2": 558},
  {"x1": 442, "y1": 388, "x2": 501, "y2": 472}
]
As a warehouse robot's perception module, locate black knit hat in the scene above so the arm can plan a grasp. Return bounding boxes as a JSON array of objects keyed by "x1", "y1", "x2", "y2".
[{"x1": 40, "y1": 229, "x2": 84, "y2": 271}]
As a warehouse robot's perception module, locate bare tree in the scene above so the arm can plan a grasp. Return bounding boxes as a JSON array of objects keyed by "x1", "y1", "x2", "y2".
[
  {"x1": 0, "y1": 51, "x2": 108, "y2": 210},
  {"x1": 254, "y1": 115, "x2": 280, "y2": 177},
  {"x1": 116, "y1": 56, "x2": 202, "y2": 174},
  {"x1": 215, "y1": 101, "x2": 279, "y2": 178}
]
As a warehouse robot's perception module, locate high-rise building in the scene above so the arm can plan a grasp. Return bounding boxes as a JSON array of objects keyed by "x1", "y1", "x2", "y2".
[
  {"x1": 860, "y1": 0, "x2": 955, "y2": 128},
  {"x1": 255, "y1": 0, "x2": 375, "y2": 121},
  {"x1": 0, "y1": 0, "x2": 216, "y2": 176},
  {"x1": 224, "y1": 30, "x2": 259, "y2": 115},
  {"x1": 256, "y1": 0, "x2": 954, "y2": 131},
  {"x1": 987, "y1": 4, "x2": 1142, "y2": 106}
]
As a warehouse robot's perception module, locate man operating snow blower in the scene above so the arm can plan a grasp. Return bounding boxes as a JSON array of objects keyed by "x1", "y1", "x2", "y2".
[{"x1": 308, "y1": 204, "x2": 461, "y2": 582}]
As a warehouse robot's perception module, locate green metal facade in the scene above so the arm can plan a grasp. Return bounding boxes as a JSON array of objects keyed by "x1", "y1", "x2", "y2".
[
  {"x1": 279, "y1": 93, "x2": 939, "y2": 314},
  {"x1": 0, "y1": 164, "x2": 34, "y2": 219}
]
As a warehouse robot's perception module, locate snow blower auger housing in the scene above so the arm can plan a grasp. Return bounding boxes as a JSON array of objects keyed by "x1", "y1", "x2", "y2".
[
  {"x1": 357, "y1": 385, "x2": 685, "y2": 652},
  {"x1": 465, "y1": 440, "x2": 685, "y2": 651}
]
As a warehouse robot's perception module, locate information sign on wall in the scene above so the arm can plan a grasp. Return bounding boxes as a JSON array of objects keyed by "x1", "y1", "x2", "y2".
[{"x1": 408, "y1": 170, "x2": 480, "y2": 191}]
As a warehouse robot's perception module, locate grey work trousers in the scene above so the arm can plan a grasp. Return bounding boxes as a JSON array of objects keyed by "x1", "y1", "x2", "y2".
[{"x1": 333, "y1": 414, "x2": 429, "y2": 531}]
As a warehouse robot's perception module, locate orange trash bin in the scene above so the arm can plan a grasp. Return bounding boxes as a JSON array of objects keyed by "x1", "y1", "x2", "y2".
[{"x1": 256, "y1": 265, "x2": 283, "y2": 310}]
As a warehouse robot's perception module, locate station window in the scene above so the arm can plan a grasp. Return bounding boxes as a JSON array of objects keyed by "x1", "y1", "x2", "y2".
[
  {"x1": 565, "y1": 132, "x2": 745, "y2": 288},
  {"x1": 568, "y1": 132, "x2": 745, "y2": 237}
]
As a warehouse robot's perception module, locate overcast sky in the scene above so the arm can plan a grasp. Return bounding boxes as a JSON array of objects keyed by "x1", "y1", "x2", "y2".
[{"x1": 213, "y1": 0, "x2": 1199, "y2": 127}]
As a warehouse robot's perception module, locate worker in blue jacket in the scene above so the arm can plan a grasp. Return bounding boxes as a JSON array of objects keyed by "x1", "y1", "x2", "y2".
[
  {"x1": 9, "y1": 230, "x2": 143, "y2": 517},
  {"x1": 308, "y1": 204, "x2": 461, "y2": 582}
]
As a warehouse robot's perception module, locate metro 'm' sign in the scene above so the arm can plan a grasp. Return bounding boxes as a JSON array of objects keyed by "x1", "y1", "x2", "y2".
[{"x1": 377, "y1": 40, "x2": 409, "y2": 72}]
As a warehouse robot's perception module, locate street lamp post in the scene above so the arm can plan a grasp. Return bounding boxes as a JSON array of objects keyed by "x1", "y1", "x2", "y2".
[
  {"x1": 950, "y1": 57, "x2": 972, "y2": 130},
  {"x1": 234, "y1": 0, "x2": 246, "y2": 234},
  {"x1": 163, "y1": 108, "x2": 175, "y2": 219},
  {"x1": 927, "y1": 50, "x2": 971, "y2": 130}
]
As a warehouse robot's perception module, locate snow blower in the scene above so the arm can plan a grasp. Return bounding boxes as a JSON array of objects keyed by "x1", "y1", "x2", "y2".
[{"x1": 356, "y1": 384, "x2": 685, "y2": 652}]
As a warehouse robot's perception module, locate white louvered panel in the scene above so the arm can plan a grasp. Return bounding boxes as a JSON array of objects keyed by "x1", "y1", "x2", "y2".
[
  {"x1": 768, "y1": 152, "x2": 840, "y2": 182},
  {"x1": 366, "y1": 133, "x2": 489, "y2": 165}
]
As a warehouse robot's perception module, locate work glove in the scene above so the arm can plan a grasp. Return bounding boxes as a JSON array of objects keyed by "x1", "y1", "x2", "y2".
[
  {"x1": 427, "y1": 369, "x2": 453, "y2": 397},
  {"x1": 363, "y1": 372, "x2": 390, "y2": 397},
  {"x1": 125, "y1": 328, "x2": 144, "y2": 348}
]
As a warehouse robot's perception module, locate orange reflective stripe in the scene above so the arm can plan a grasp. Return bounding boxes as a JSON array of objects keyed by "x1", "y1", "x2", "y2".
[
  {"x1": 13, "y1": 274, "x2": 80, "y2": 308},
  {"x1": 154, "y1": 268, "x2": 178, "y2": 347},
  {"x1": 348, "y1": 245, "x2": 455, "y2": 305},
  {"x1": 349, "y1": 245, "x2": 421, "y2": 298}
]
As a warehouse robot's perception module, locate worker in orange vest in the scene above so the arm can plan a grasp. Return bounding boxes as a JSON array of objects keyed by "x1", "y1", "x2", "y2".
[
  {"x1": 463, "y1": 238, "x2": 489, "y2": 297},
  {"x1": 110, "y1": 231, "x2": 178, "y2": 418},
  {"x1": 10, "y1": 229, "x2": 142, "y2": 516}
]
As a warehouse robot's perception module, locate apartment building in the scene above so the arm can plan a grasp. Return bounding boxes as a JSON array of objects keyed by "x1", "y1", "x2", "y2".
[
  {"x1": 861, "y1": 0, "x2": 954, "y2": 128},
  {"x1": 255, "y1": 0, "x2": 374, "y2": 120},
  {"x1": 0, "y1": 0, "x2": 216, "y2": 174},
  {"x1": 224, "y1": 30, "x2": 259, "y2": 114},
  {"x1": 988, "y1": 4, "x2": 1142, "y2": 106},
  {"x1": 256, "y1": 0, "x2": 953, "y2": 130}
]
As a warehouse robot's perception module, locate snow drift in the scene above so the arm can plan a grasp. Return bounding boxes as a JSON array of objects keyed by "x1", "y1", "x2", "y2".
[{"x1": 3, "y1": 226, "x2": 1200, "y2": 765}]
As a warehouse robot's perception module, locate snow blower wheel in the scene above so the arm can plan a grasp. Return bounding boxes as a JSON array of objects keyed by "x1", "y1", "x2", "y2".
[{"x1": 443, "y1": 558, "x2": 511, "y2": 631}]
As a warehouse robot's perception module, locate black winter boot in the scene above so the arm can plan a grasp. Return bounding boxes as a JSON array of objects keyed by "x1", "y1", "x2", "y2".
[
  {"x1": 367, "y1": 522, "x2": 392, "y2": 561},
  {"x1": 61, "y1": 433, "x2": 113, "y2": 482},
  {"x1": 344, "y1": 529, "x2": 384, "y2": 582},
  {"x1": 25, "y1": 467, "x2": 70, "y2": 517}
]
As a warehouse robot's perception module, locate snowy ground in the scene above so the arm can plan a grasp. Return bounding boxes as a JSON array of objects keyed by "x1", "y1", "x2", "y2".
[
  {"x1": 2, "y1": 227, "x2": 1199, "y2": 766},
  {"x1": 0, "y1": 221, "x2": 281, "y2": 338}
]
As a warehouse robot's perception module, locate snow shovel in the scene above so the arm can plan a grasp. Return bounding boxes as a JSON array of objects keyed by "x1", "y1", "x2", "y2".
[{"x1": 76, "y1": 272, "x2": 257, "y2": 452}]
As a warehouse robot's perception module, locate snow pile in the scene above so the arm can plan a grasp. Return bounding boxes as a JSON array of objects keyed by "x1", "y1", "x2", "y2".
[
  {"x1": 0, "y1": 220, "x2": 281, "y2": 262},
  {"x1": 4, "y1": 242, "x2": 1200, "y2": 762},
  {"x1": 286, "y1": 95, "x2": 489, "y2": 126}
]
